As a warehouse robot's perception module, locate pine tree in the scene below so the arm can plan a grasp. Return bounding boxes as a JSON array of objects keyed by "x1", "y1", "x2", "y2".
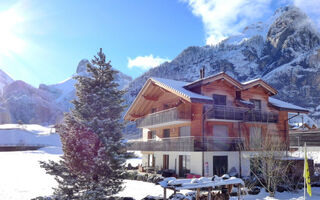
[{"x1": 39, "y1": 48, "x2": 130, "y2": 199}]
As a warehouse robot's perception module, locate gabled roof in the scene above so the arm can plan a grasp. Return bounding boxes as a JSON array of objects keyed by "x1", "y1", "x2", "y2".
[
  {"x1": 269, "y1": 97, "x2": 309, "y2": 113},
  {"x1": 123, "y1": 77, "x2": 213, "y2": 121},
  {"x1": 185, "y1": 72, "x2": 242, "y2": 90},
  {"x1": 151, "y1": 77, "x2": 213, "y2": 103},
  {"x1": 242, "y1": 78, "x2": 277, "y2": 95}
]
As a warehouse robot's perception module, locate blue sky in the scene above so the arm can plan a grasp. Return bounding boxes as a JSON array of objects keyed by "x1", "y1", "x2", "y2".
[{"x1": 0, "y1": 0, "x2": 319, "y2": 87}]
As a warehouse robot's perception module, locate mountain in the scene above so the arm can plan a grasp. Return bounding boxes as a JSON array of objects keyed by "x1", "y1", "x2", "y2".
[
  {"x1": 123, "y1": 6, "x2": 320, "y2": 137},
  {"x1": 0, "y1": 59, "x2": 132, "y2": 125},
  {"x1": 0, "y1": 69, "x2": 14, "y2": 95},
  {"x1": 39, "y1": 59, "x2": 132, "y2": 113}
]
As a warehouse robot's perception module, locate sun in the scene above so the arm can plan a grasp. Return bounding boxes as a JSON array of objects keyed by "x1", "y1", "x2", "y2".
[{"x1": 0, "y1": 8, "x2": 25, "y2": 56}]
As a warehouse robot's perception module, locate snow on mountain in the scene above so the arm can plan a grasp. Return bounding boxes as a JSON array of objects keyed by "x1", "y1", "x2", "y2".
[
  {"x1": 2, "y1": 80, "x2": 64, "y2": 124},
  {"x1": 0, "y1": 59, "x2": 132, "y2": 125},
  {"x1": 123, "y1": 6, "x2": 320, "y2": 136},
  {"x1": 39, "y1": 59, "x2": 132, "y2": 113},
  {"x1": 0, "y1": 69, "x2": 14, "y2": 95}
]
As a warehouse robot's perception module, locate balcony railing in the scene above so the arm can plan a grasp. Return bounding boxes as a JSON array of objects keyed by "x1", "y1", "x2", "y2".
[
  {"x1": 206, "y1": 105, "x2": 278, "y2": 123},
  {"x1": 136, "y1": 107, "x2": 191, "y2": 128},
  {"x1": 127, "y1": 136, "x2": 244, "y2": 152}
]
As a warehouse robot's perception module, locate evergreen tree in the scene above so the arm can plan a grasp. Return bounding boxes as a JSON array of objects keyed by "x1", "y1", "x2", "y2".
[{"x1": 40, "y1": 48, "x2": 129, "y2": 199}]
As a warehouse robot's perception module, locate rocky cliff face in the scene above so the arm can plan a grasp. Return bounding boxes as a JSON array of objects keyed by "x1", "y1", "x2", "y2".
[{"x1": 123, "y1": 6, "x2": 320, "y2": 137}]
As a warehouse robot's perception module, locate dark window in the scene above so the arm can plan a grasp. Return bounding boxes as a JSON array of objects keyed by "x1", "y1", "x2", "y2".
[
  {"x1": 250, "y1": 99, "x2": 262, "y2": 110},
  {"x1": 213, "y1": 94, "x2": 226, "y2": 105},
  {"x1": 163, "y1": 129, "x2": 170, "y2": 138},
  {"x1": 236, "y1": 91, "x2": 241, "y2": 99},
  {"x1": 163, "y1": 104, "x2": 169, "y2": 109},
  {"x1": 151, "y1": 108, "x2": 157, "y2": 113},
  {"x1": 148, "y1": 131, "x2": 156, "y2": 140}
]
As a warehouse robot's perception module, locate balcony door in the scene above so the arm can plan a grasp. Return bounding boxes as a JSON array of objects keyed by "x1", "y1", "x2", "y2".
[{"x1": 213, "y1": 125, "x2": 230, "y2": 150}]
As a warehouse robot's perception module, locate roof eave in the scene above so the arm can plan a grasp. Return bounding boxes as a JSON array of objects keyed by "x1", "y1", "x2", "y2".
[
  {"x1": 269, "y1": 104, "x2": 309, "y2": 114},
  {"x1": 190, "y1": 97, "x2": 214, "y2": 104}
]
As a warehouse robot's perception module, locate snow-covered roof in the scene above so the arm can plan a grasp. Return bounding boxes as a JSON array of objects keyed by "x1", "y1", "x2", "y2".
[
  {"x1": 185, "y1": 72, "x2": 242, "y2": 89},
  {"x1": 159, "y1": 176, "x2": 244, "y2": 190},
  {"x1": 241, "y1": 78, "x2": 261, "y2": 85},
  {"x1": 269, "y1": 97, "x2": 309, "y2": 113},
  {"x1": 151, "y1": 77, "x2": 213, "y2": 103}
]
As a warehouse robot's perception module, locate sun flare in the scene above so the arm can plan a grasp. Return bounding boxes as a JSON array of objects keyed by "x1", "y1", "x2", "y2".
[{"x1": 0, "y1": 8, "x2": 25, "y2": 56}]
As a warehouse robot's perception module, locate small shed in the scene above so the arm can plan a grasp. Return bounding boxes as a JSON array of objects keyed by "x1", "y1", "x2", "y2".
[{"x1": 159, "y1": 175, "x2": 244, "y2": 200}]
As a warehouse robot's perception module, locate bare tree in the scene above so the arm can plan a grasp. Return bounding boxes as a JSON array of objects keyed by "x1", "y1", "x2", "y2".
[{"x1": 243, "y1": 130, "x2": 292, "y2": 197}]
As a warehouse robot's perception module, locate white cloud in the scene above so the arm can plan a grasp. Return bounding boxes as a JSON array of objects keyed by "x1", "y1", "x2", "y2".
[
  {"x1": 183, "y1": 0, "x2": 275, "y2": 45},
  {"x1": 293, "y1": 0, "x2": 320, "y2": 28},
  {"x1": 128, "y1": 55, "x2": 170, "y2": 70}
]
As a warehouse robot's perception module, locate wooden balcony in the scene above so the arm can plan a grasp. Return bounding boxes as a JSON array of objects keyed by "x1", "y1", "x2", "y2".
[
  {"x1": 206, "y1": 105, "x2": 278, "y2": 123},
  {"x1": 135, "y1": 107, "x2": 191, "y2": 128},
  {"x1": 127, "y1": 136, "x2": 244, "y2": 152}
]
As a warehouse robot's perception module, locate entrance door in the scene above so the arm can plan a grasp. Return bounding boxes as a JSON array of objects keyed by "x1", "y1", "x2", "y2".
[
  {"x1": 179, "y1": 155, "x2": 183, "y2": 177},
  {"x1": 213, "y1": 156, "x2": 228, "y2": 176},
  {"x1": 163, "y1": 155, "x2": 169, "y2": 170},
  {"x1": 178, "y1": 155, "x2": 191, "y2": 177}
]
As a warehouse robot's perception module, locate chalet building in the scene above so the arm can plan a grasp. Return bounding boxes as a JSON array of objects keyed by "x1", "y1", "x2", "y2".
[{"x1": 124, "y1": 72, "x2": 309, "y2": 177}]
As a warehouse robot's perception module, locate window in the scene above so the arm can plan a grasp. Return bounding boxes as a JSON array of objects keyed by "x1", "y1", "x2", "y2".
[
  {"x1": 213, "y1": 125, "x2": 230, "y2": 150},
  {"x1": 236, "y1": 91, "x2": 241, "y2": 99},
  {"x1": 148, "y1": 154, "x2": 155, "y2": 167},
  {"x1": 250, "y1": 99, "x2": 261, "y2": 110},
  {"x1": 163, "y1": 104, "x2": 169, "y2": 109},
  {"x1": 179, "y1": 126, "x2": 191, "y2": 137},
  {"x1": 163, "y1": 129, "x2": 170, "y2": 138},
  {"x1": 147, "y1": 131, "x2": 156, "y2": 140},
  {"x1": 250, "y1": 127, "x2": 262, "y2": 148},
  {"x1": 213, "y1": 94, "x2": 226, "y2": 105},
  {"x1": 151, "y1": 108, "x2": 157, "y2": 113}
]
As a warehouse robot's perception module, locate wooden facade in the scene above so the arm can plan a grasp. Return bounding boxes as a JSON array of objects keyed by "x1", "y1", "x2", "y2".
[{"x1": 125, "y1": 73, "x2": 307, "y2": 152}]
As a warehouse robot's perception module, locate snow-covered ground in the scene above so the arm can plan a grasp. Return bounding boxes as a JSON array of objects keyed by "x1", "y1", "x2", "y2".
[
  {"x1": 118, "y1": 180, "x2": 320, "y2": 200},
  {"x1": 1, "y1": 149, "x2": 320, "y2": 200},
  {"x1": 0, "y1": 149, "x2": 60, "y2": 200}
]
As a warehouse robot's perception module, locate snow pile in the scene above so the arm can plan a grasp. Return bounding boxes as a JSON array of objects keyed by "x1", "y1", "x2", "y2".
[
  {"x1": 159, "y1": 175, "x2": 244, "y2": 190},
  {"x1": 290, "y1": 147, "x2": 320, "y2": 164},
  {"x1": 0, "y1": 124, "x2": 61, "y2": 147}
]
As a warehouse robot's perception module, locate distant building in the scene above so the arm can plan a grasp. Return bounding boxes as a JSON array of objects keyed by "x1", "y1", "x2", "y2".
[{"x1": 124, "y1": 72, "x2": 308, "y2": 177}]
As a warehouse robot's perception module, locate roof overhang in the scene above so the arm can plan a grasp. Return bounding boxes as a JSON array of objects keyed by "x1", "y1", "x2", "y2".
[
  {"x1": 242, "y1": 79, "x2": 277, "y2": 96},
  {"x1": 185, "y1": 72, "x2": 242, "y2": 90}
]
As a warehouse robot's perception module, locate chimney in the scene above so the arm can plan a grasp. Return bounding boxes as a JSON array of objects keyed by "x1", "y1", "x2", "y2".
[
  {"x1": 200, "y1": 67, "x2": 205, "y2": 79},
  {"x1": 202, "y1": 67, "x2": 205, "y2": 78}
]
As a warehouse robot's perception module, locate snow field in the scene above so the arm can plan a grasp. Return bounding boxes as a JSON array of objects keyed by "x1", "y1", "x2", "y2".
[{"x1": 0, "y1": 150, "x2": 60, "y2": 200}]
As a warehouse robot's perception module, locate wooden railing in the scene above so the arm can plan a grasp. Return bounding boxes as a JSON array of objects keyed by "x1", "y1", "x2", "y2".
[
  {"x1": 136, "y1": 107, "x2": 191, "y2": 128},
  {"x1": 206, "y1": 105, "x2": 278, "y2": 123},
  {"x1": 127, "y1": 136, "x2": 244, "y2": 152}
]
